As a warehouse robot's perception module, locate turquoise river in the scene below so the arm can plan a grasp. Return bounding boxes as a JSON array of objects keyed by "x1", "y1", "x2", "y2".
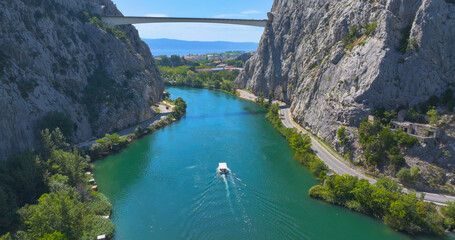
[{"x1": 94, "y1": 87, "x2": 444, "y2": 239}]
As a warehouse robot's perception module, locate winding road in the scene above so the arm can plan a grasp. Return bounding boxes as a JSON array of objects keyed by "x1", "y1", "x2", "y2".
[{"x1": 237, "y1": 89, "x2": 455, "y2": 205}]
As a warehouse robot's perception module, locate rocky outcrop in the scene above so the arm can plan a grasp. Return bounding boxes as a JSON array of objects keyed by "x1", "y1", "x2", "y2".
[
  {"x1": 236, "y1": 0, "x2": 455, "y2": 143},
  {"x1": 0, "y1": 0, "x2": 163, "y2": 160}
]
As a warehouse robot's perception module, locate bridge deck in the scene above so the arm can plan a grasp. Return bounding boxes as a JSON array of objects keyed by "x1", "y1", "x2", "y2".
[{"x1": 102, "y1": 16, "x2": 268, "y2": 27}]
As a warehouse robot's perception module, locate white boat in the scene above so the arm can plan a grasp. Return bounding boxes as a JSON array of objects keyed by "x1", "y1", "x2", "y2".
[{"x1": 217, "y1": 162, "x2": 230, "y2": 174}]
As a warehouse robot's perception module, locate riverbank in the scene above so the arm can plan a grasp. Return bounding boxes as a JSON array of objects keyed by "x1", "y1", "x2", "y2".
[
  {"x1": 238, "y1": 89, "x2": 455, "y2": 203},
  {"x1": 79, "y1": 99, "x2": 187, "y2": 160},
  {"x1": 236, "y1": 88, "x2": 455, "y2": 236},
  {"x1": 77, "y1": 103, "x2": 173, "y2": 149}
]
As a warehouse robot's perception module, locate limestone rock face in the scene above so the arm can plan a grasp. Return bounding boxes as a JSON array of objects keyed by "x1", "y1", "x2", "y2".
[
  {"x1": 236, "y1": 0, "x2": 455, "y2": 142},
  {"x1": 0, "y1": 0, "x2": 163, "y2": 159}
]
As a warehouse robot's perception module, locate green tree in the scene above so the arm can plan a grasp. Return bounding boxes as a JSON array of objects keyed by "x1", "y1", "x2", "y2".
[
  {"x1": 411, "y1": 167, "x2": 420, "y2": 182},
  {"x1": 352, "y1": 179, "x2": 375, "y2": 213},
  {"x1": 104, "y1": 133, "x2": 125, "y2": 145},
  {"x1": 394, "y1": 129, "x2": 418, "y2": 147},
  {"x1": 134, "y1": 125, "x2": 144, "y2": 136},
  {"x1": 0, "y1": 233, "x2": 11, "y2": 240},
  {"x1": 390, "y1": 154, "x2": 405, "y2": 166},
  {"x1": 0, "y1": 150, "x2": 47, "y2": 234},
  {"x1": 363, "y1": 138, "x2": 386, "y2": 165},
  {"x1": 397, "y1": 168, "x2": 413, "y2": 183},
  {"x1": 47, "y1": 174, "x2": 70, "y2": 194},
  {"x1": 378, "y1": 128, "x2": 395, "y2": 149},
  {"x1": 309, "y1": 160, "x2": 328, "y2": 176},
  {"x1": 40, "y1": 128, "x2": 70, "y2": 159},
  {"x1": 337, "y1": 127, "x2": 349, "y2": 146},
  {"x1": 384, "y1": 193, "x2": 444, "y2": 235},
  {"x1": 310, "y1": 174, "x2": 444, "y2": 235},
  {"x1": 324, "y1": 175, "x2": 358, "y2": 204},
  {"x1": 47, "y1": 149, "x2": 88, "y2": 186},
  {"x1": 172, "y1": 97, "x2": 187, "y2": 120},
  {"x1": 442, "y1": 201, "x2": 455, "y2": 229},
  {"x1": 358, "y1": 119, "x2": 381, "y2": 143},
  {"x1": 375, "y1": 177, "x2": 401, "y2": 192},
  {"x1": 89, "y1": 142, "x2": 109, "y2": 156},
  {"x1": 38, "y1": 231, "x2": 68, "y2": 240},
  {"x1": 18, "y1": 190, "x2": 90, "y2": 240},
  {"x1": 427, "y1": 108, "x2": 440, "y2": 125}
]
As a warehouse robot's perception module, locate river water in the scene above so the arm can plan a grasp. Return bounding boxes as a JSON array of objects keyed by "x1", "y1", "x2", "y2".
[{"x1": 94, "y1": 87, "x2": 434, "y2": 239}]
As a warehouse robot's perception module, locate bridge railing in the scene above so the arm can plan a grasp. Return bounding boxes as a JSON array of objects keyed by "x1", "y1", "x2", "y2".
[{"x1": 101, "y1": 16, "x2": 270, "y2": 28}]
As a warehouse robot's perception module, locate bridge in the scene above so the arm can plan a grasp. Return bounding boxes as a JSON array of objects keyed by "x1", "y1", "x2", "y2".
[{"x1": 101, "y1": 13, "x2": 273, "y2": 28}]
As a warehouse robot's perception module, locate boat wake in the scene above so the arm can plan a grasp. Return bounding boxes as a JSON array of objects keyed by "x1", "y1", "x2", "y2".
[
  {"x1": 221, "y1": 174, "x2": 235, "y2": 215},
  {"x1": 181, "y1": 170, "x2": 256, "y2": 238},
  {"x1": 227, "y1": 173, "x2": 253, "y2": 232}
]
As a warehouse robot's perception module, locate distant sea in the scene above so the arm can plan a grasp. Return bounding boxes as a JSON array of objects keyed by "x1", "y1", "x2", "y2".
[{"x1": 142, "y1": 38, "x2": 258, "y2": 56}]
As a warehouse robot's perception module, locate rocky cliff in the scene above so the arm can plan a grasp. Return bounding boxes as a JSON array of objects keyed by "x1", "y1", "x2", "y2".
[
  {"x1": 236, "y1": 0, "x2": 455, "y2": 142},
  {"x1": 0, "y1": 0, "x2": 163, "y2": 160}
]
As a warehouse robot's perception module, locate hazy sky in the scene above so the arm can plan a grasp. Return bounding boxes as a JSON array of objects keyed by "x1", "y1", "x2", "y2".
[{"x1": 111, "y1": 0, "x2": 274, "y2": 42}]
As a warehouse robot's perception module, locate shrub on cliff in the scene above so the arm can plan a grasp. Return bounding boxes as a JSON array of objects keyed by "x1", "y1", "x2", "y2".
[
  {"x1": 427, "y1": 108, "x2": 440, "y2": 125},
  {"x1": 337, "y1": 127, "x2": 349, "y2": 146},
  {"x1": 358, "y1": 119, "x2": 417, "y2": 166}
]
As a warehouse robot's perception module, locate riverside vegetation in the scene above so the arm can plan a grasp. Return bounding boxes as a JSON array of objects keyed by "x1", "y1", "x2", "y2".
[
  {"x1": 158, "y1": 55, "x2": 242, "y2": 95},
  {"x1": 264, "y1": 101, "x2": 455, "y2": 236},
  {"x1": 0, "y1": 128, "x2": 114, "y2": 239},
  {"x1": 0, "y1": 98, "x2": 187, "y2": 239},
  {"x1": 308, "y1": 175, "x2": 452, "y2": 235},
  {"x1": 265, "y1": 104, "x2": 330, "y2": 179},
  {"x1": 88, "y1": 97, "x2": 187, "y2": 159}
]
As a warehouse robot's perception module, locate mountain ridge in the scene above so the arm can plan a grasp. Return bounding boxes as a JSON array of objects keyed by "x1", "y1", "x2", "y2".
[
  {"x1": 0, "y1": 0, "x2": 163, "y2": 160},
  {"x1": 235, "y1": 0, "x2": 455, "y2": 179},
  {"x1": 143, "y1": 38, "x2": 259, "y2": 56}
]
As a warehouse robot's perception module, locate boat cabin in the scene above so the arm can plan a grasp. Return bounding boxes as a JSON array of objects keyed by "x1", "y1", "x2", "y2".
[{"x1": 218, "y1": 162, "x2": 229, "y2": 174}]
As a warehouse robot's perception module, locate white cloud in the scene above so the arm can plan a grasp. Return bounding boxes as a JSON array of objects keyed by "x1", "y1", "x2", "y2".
[
  {"x1": 241, "y1": 10, "x2": 261, "y2": 14},
  {"x1": 145, "y1": 13, "x2": 168, "y2": 17}
]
